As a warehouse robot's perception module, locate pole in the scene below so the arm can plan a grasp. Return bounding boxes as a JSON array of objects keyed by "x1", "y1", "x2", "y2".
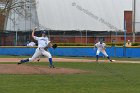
[
  {"x1": 132, "y1": 0, "x2": 136, "y2": 43},
  {"x1": 16, "y1": 31, "x2": 17, "y2": 46},
  {"x1": 14, "y1": 0, "x2": 16, "y2": 46},
  {"x1": 124, "y1": 23, "x2": 126, "y2": 47},
  {"x1": 115, "y1": 31, "x2": 118, "y2": 45},
  {"x1": 114, "y1": 31, "x2": 118, "y2": 57},
  {"x1": 86, "y1": 30, "x2": 87, "y2": 45},
  {"x1": 124, "y1": 17, "x2": 127, "y2": 57},
  {"x1": 80, "y1": 31, "x2": 82, "y2": 44},
  {"x1": 110, "y1": 31, "x2": 112, "y2": 43}
]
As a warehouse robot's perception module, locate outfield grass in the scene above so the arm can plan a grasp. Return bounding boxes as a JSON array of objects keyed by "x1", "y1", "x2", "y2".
[{"x1": 0, "y1": 62, "x2": 140, "y2": 93}]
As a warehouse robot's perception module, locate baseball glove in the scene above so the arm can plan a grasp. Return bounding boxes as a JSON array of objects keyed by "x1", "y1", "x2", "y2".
[{"x1": 52, "y1": 44, "x2": 57, "y2": 49}]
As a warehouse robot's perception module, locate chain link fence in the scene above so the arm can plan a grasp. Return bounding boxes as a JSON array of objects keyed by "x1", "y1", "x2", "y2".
[{"x1": 1, "y1": 30, "x2": 140, "y2": 46}]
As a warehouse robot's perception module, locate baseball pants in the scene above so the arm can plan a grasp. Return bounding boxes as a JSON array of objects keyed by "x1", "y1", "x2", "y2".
[
  {"x1": 29, "y1": 48, "x2": 52, "y2": 62},
  {"x1": 96, "y1": 49, "x2": 108, "y2": 57}
]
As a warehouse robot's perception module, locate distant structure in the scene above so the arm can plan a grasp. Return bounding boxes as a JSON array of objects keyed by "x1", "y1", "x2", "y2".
[
  {"x1": 5, "y1": 0, "x2": 132, "y2": 31},
  {"x1": 1, "y1": 0, "x2": 140, "y2": 46}
]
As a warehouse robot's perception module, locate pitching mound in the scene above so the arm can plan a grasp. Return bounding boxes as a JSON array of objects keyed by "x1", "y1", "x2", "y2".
[{"x1": 0, "y1": 64, "x2": 87, "y2": 75}]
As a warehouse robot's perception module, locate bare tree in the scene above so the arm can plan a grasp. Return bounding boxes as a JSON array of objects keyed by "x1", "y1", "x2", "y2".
[
  {"x1": 0, "y1": 0, "x2": 37, "y2": 30},
  {"x1": 0, "y1": 0, "x2": 36, "y2": 16}
]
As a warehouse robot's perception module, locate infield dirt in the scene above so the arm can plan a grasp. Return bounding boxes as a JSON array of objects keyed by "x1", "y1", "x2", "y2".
[
  {"x1": 0, "y1": 58, "x2": 140, "y2": 63},
  {"x1": 0, "y1": 64, "x2": 88, "y2": 74},
  {"x1": 0, "y1": 57, "x2": 139, "y2": 74}
]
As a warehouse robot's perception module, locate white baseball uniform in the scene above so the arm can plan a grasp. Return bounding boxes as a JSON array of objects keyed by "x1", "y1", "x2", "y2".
[
  {"x1": 29, "y1": 36, "x2": 52, "y2": 61},
  {"x1": 27, "y1": 42, "x2": 36, "y2": 47},
  {"x1": 95, "y1": 42, "x2": 108, "y2": 57}
]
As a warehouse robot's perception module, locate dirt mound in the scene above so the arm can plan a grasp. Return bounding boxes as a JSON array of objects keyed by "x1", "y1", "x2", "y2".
[{"x1": 0, "y1": 64, "x2": 87, "y2": 75}]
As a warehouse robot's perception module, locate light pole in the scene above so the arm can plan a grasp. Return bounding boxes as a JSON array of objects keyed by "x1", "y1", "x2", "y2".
[
  {"x1": 132, "y1": 0, "x2": 136, "y2": 43},
  {"x1": 86, "y1": 30, "x2": 87, "y2": 45}
]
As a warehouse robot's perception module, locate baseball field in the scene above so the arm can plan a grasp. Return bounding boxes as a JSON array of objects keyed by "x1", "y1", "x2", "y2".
[{"x1": 0, "y1": 56, "x2": 140, "y2": 93}]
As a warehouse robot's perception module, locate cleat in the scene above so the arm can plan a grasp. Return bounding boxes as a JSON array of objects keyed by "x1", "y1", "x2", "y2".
[
  {"x1": 49, "y1": 65, "x2": 55, "y2": 68},
  {"x1": 17, "y1": 62, "x2": 22, "y2": 65},
  {"x1": 18, "y1": 59, "x2": 29, "y2": 65},
  {"x1": 110, "y1": 60, "x2": 113, "y2": 62},
  {"x1": 17, "y1": 61, "x2": 22, "y2": 65},
  {"x1": 17, "y1": 60, "x2": 24, "y2": 65}
]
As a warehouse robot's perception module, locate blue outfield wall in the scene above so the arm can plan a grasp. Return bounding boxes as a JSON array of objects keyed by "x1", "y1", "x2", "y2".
[{"x1": 0, "y1": 46, "x2": 140, "y2": 58}]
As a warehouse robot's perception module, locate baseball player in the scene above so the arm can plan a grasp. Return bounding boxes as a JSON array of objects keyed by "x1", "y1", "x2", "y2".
[
  {"x1": 94, "y1": 40, "x2": 112, "y2": 62},
  {"x1": 18, "y1": 27, "x2": 55, "y2": 68},
  {"x1": 125, "y1": 40, "x2": 132, "y2": 47},
  {"x1": 27, "y1": 41, "x2": 36, "y2": 47}
]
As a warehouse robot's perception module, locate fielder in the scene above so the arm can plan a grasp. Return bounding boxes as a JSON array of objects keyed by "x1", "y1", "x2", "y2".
[
  {"x1": 18, "y1": 27, "x2": 55, "y2": 68},
  {"x1": 94, "y1": 40, "x2": 112, "y2": 62},
  {"x1": 27, "y1": 41, "x2": 36, "y2": 47}
]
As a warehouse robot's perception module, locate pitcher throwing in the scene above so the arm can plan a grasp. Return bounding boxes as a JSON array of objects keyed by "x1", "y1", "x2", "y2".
[{"x1": 18, "y1": 27, "x2": 55, "y2": 68}]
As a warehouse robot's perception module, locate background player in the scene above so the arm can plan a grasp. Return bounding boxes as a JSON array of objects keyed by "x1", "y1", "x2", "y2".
[
  {"x1": 26, "y1": 40, "x2": 36, "y2": 47},
  {"x1": 18, "y1": 27, "x2": 55, "y2": 68},
  {"x1": 125, "y1": 40, "x2": 132, "y2": 47},
  {"x1": 94, "y1": 40, "x2": 112, "y2": 62}
]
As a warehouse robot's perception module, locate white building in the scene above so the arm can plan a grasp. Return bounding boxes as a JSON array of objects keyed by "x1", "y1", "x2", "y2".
[
  {"x1": 5, "y1": 0, "x2": 133, "y2": 31},
  {"x1": 135, "y1": 0, "x2": 140, "y2": 32}
]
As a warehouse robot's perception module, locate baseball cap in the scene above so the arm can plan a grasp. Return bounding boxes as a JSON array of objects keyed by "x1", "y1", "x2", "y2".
[{"x1": 41, "y1": 30, "x2": 47, "y2": 35}]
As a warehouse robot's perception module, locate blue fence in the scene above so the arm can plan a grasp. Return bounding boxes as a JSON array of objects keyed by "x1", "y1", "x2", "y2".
[{"x1": 0, "y1": 47, "x2": 140, "y2": 58}]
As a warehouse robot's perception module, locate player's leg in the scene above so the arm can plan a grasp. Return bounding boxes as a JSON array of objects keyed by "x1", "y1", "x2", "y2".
[
  {"x1": 96, "y1": 50, "x2": 100, "y2": 62},
  {"x1": 42, "y1": 50, "x2": 55, "y2": 68},
  {"x1": 28, "y1": 50, "x2": 42, "y2": 62},
  {"x1": 18, "y1": 48, "x2": 41, "y2": 64},
  {"x1": 101, "y1": 50, "x2": 112, "y2": 62}
]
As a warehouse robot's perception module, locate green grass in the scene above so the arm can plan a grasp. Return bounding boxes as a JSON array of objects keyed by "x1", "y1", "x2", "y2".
[
  {"x1": 60, "y1": 57, "x2": 140, "y2": 61},
  {"x1": 0, "y1": 55, "x2": 30, "y2": 58},
  {"x1": 0, "y1": 62, "x2": 140, "y2": 93},
  {"x1": 0, "y1": 55, "x2": 140, "y2": 61}
]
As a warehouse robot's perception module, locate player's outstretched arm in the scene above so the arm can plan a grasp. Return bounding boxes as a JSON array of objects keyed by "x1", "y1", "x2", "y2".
[{"x1": 32, "y1": 27, "x2": 37, "y2": 38}]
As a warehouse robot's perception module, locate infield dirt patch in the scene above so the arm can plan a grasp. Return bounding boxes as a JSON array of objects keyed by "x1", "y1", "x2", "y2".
[
  {"x1": 0, "y1": 58, "x2": 140, "y2": 63},
  {"x1": 0, "y1": 64, "x2": 88, "y2": 75}
]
